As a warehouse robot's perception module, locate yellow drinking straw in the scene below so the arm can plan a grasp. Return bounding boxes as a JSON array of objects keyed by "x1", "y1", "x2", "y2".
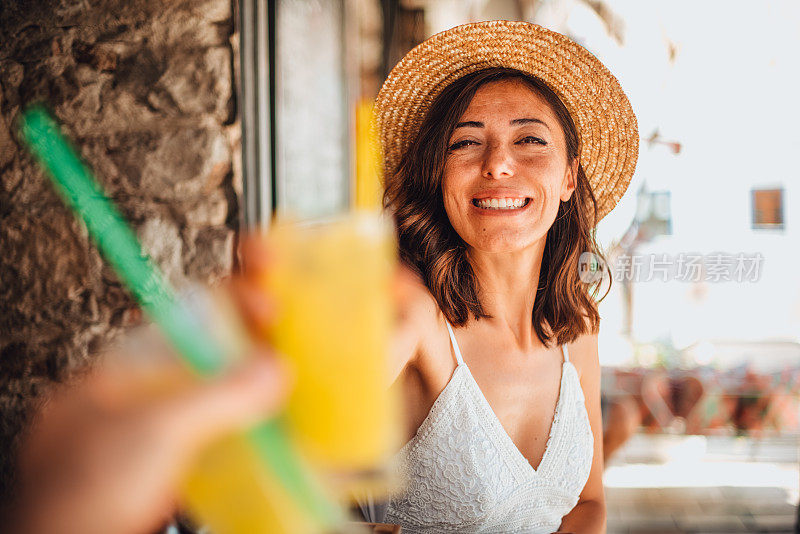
[
  {"x1": 18, "y1": 106, "x2": 343, "y2": 530},
  {"x1": 354, "y1": 98, "x2": 383, "y2": 210}
]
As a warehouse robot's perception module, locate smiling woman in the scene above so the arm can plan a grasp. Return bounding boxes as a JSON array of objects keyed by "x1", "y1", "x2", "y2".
[
  {"x1": 368, "y1": 20, "x2": 639, "y2": 534},
  {"x1": 385, "y1": 67, "x2": 602, "y2": 343}
]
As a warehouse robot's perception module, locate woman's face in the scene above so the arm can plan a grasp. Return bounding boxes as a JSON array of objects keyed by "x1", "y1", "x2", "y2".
[{"x1": 442, "y1": 79, "x2": 576, "y2": 254}]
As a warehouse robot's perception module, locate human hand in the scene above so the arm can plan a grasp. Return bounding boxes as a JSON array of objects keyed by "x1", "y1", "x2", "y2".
[
  {"x1": 230, "y1": 233, "x2": 277, "y2": 339},
  {"x1": 11, "y1": 345, "x2": 290, "y2": 534}
]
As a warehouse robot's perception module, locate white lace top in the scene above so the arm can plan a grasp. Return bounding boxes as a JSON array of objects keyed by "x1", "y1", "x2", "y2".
[{"x1": 370, "y1": 320, "x2": 594, "y2": 533}]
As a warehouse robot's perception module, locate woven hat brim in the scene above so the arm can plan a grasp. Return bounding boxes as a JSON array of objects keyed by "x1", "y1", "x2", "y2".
[{"x1": 375, "y1": 20, "x2": 639, "y2": 225}]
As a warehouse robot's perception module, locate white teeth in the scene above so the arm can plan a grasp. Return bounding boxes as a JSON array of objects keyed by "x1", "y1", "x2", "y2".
[{"x1": 475, "y1": 197, "x2": 528, "y2": 210}]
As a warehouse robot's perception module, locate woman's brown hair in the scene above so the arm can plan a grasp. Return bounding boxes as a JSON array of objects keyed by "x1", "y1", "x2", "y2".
[{"x1": 383, "y1": 67, "x2": 610, "y2": 347}]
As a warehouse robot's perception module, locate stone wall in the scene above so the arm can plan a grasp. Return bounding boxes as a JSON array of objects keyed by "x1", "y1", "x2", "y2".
[{"x1": 0, "y1": 0, "x2": 239, "y2": 494}]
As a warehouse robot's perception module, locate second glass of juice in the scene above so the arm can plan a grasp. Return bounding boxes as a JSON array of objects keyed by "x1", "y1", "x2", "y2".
[{"x1": 260, "y1": 212, "x2": 401, "y2": 498}]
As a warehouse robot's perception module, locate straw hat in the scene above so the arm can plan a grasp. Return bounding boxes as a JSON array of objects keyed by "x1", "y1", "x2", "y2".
[{"x1": 375, "y1": 20, "x2": 639, "y2": 225}]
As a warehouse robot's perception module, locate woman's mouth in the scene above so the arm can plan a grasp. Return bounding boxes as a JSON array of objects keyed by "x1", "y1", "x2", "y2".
[{"x1": 471, "y1": 197, "x2": 531, "y2": 210}]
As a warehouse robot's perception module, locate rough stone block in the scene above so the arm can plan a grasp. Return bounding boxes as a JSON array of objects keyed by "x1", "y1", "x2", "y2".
[
  {"x1": 140, "y1": 126, "x2": 230, "y2": 201},
  {"x1": 137, "y1": 214, "x2": 185, "y2": 288},
  {"x1": 186, "y1": 226, "x2": 234, "y2": 284},
  {"x1": 158, "y1": 46, "x2": 232, "y2": 121}
]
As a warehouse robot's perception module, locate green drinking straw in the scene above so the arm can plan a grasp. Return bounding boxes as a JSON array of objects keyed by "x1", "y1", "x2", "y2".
[{"x1": 18, "y1": 106, "x2": 342, "y2": 528}]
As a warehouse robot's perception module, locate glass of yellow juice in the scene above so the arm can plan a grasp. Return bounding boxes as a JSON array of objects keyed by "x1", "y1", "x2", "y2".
[
  {"x1": 261, "y1": 211, "x2": 401, "y2": 498},
  {"x1": 181, "y1": 433, "x2": 320, "y2": 534},
  {"x1": 176, "y1": 288, "x2": 335, "y2": 534}
]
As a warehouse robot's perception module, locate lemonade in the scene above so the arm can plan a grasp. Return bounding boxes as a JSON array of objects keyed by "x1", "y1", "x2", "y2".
[
  {"x1": 262, "y1": 212, "x2": 401, "y2": 496},
  {"x1": 181, "y1": 433, "x2": 319, "y2": 534}
]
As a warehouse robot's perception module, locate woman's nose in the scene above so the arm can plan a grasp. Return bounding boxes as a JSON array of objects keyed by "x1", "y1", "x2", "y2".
[{"x1": 481, "y1": 142, "x2": 514, "y2": 180}]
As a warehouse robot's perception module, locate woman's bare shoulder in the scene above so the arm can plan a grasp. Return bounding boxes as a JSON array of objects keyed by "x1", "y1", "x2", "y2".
[
  {"x1": 389, "y1": 265, "x2": 446, "y2": 382},
  {"x1": 565, "y1": 315, "x2": 600, "y2": 379},
  {"x1": 395, "y1": 265, "x2": 441, "y2": 332}
]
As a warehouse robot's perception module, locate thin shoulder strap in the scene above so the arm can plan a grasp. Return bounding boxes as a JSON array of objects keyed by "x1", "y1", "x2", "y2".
[
  {"x1": 562, "y1": 344, "x2": 570, "y2": 363},
  {"x1": 444, "y1": 320, "x2": 465, "y2": 366}
]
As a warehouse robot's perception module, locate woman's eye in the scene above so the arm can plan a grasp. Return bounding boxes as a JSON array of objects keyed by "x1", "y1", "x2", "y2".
[
  {"x1": 519, "y1": 136, "x2": 546, "y2": 145},
  {"x1": 448, "y1": 139, "x2": 477, "y2": 151}
]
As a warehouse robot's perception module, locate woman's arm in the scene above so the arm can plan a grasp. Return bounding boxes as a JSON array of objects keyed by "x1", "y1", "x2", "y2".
[
  {"x1": 557, "y1": 330, "x2": 607, "y2": 534},
  {"x1": 387, "y1": 265, "x2": 438, "y2": 385}
]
